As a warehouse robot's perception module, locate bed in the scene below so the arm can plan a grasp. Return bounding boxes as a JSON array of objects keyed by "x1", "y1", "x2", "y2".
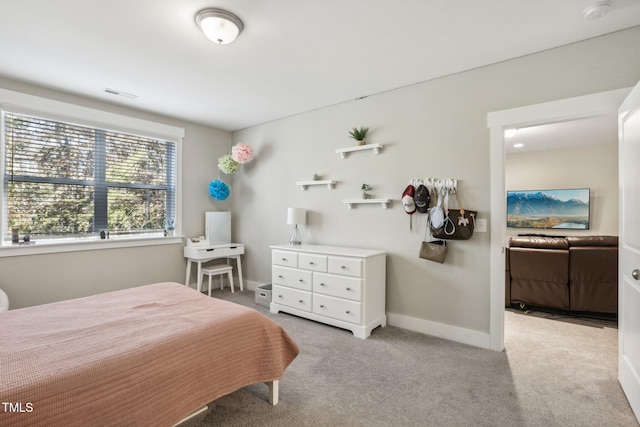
[{"x1": 0, "y1": 282, "x2": 299, "y2": 426}]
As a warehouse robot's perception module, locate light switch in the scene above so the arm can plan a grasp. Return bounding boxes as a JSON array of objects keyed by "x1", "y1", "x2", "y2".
[{"x1": 476, "y1": 218, "x2": 487, "y2": 232}]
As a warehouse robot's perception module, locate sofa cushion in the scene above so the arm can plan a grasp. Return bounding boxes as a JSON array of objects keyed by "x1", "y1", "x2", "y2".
[
  {"x1": 509, "y1": 247, "x2": 570, "y2": 310},
  {"x1": 566, "y1": 236, "x2": 618, "y2": 247},
  {"x1": 569, "y1": 246, "x2": 618, "y2": 313},
  {"x1": 509, "y1": 236, "x2": 569, "y2": 250}
]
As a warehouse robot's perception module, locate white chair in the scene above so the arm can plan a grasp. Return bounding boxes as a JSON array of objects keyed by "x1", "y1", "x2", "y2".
[{"x1": 201, "y1": 264, "x2": 234, "y2": 296}]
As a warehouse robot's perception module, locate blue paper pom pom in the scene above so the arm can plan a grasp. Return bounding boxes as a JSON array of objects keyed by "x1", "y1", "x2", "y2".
[{"x1": 209, "y1": 180, "x2": 230, "y2": 200}]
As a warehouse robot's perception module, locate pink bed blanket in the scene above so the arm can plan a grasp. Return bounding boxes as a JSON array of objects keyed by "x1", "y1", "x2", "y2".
[{"x1": 0, "y1": 282, "x2": 299, "y2": 426}]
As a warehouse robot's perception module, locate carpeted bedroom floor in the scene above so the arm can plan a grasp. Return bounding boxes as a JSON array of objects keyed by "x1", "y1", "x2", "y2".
[{"x1": 183, "y1": 289, "x2": 637, "y2": 427}]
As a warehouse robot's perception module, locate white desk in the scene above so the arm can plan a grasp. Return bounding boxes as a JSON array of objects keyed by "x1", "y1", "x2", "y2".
[{"x1": 184, "y1": 243, "x2": 244, "y2": 292}]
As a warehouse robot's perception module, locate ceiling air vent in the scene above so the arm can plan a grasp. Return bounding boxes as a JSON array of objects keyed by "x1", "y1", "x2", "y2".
[{"x1": 104, "y1": 88, "x2": 138, "y2": 100}]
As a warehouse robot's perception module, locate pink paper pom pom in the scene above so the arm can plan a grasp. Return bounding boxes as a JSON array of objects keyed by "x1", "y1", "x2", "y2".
[{"x1": 231, "y1": 143, "x2": 254, "y2": 164}]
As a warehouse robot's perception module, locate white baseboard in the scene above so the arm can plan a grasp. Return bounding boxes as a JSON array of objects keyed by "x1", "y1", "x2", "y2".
[
  {"x1": 243, "y1": 279, "x2": 262, "y2": 292},
  {"x1": 386, "y1": 312, "x2": 492, "y2": 350},
  {"x1": 247, "y1": 280, "x2": 491, "y2": 350}
]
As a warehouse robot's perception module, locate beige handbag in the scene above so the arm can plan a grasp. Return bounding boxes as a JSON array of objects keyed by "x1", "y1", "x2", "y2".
[
  {"x1": 419, "y1": 239, "x2": 447, "y2": 263},
  {"x1": 420, "y1": 212, "x2": 447, "y2": 263}
]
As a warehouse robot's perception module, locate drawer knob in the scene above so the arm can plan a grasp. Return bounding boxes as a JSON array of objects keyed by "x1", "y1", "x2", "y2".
[
  {"x1": 341, "y1": 265, "x2": 347, "y2": 269},
  {"x1": 299, "y1": 279, "x2": 304, "y2": 282},
  {"x1": 346, "y1": 287, "x2": 351, "y2": 291},
  {"x1": 278, "y1": 275, "x2": 284, "y2": 279},
  {"x1": 282, "y1": 258, "x2": 287, "y2": 261},
  {"x1": 345, "y1": 310, "x2": 351, "y2": 314},
  {"x1": 309, "y1": 261, "x2": 315, "y2": 265},
  {"x1": 320, "y1": 304, "x2": 325, "y2": 308},
  {"x1": 299, "y1": 300, "x2": 304, "y2": 303},
  {"x1": 278, "y1": 295, "x2": 283, "y2": 298},
  {"x1": 320, "y1": 283, "x2": 326, "y2": 286}
]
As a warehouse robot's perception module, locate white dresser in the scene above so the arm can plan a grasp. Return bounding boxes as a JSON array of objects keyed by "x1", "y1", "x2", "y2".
[{"x1": 269, "y1": 244, "x2": 386, "y2": 338}]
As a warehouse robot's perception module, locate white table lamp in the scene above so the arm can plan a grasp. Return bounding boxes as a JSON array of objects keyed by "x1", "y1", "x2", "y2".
[{"x1": 287, "y1": 207, "x2": 306, "y2": 245}]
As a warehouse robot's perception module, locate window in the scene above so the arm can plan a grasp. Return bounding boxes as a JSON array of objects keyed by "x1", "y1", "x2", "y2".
[{"x1": 0, "y1": 89, "x2": 183, "y2": 250}]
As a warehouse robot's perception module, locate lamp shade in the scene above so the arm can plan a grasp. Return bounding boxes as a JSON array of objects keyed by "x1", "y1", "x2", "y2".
[
  {"x1": 287, "y1": 207, "x2": 306, "y2": 226},
  {"x1": 195, "y1": 8, "x2": 244, "y2": 45}
]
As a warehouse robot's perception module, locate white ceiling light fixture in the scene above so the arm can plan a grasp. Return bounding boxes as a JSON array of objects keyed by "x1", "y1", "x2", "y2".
[
  {"x1": 195, "y1": 8, "x2": 244, "y2": 45},
  {"x1": 583, "y1": 1, "x2": 612, "y2": 20}
]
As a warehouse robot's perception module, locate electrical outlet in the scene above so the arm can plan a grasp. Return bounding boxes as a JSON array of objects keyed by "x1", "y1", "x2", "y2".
[{"x1": 476, "y1": 218, "x2": 487, "y2": 232}]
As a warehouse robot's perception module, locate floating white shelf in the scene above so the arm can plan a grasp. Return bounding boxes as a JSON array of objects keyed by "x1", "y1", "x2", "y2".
[
  {"x1": 296, "y1": 180, "x2": 336, "y2": 190},
  {"x1": 343, "y1": 198, "x2": 391, "y2": 209},
  {"x1": 335, "y1": 143, "x2": 383, "y2": 158}
]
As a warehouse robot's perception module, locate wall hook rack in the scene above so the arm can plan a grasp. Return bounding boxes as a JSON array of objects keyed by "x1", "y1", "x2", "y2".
[{"x1": 410, "y1": 178, "x2": 458, "y2": 195}]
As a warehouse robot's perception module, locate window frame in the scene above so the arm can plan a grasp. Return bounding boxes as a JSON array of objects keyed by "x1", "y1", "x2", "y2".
[{"x1": 0, "y1": 88, "x2": 184, "y2": 257}]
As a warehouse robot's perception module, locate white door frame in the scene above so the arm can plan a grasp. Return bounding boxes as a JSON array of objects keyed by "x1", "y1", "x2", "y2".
[{"x1": 487, "y1": 88, "x2": 631, "y2": 351}]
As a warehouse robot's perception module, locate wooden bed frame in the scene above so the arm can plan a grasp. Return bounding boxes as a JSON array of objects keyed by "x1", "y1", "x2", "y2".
[{"x1": 0, "y1": 282, "x2": 299, "y2": 426}]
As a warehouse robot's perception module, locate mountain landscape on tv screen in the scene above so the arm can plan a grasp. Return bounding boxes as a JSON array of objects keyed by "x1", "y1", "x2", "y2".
[{"x1": 507, "y1": 191, "x2": 589, "y2": 229}]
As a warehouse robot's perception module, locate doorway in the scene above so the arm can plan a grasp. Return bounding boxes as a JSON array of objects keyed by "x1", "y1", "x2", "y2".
[{"x1": 487, "y1": 87, "x2": 631, "y2": 351}]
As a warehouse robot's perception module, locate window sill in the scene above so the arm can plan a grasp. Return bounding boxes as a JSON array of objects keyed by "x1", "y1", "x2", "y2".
[{"x1": 0, "y1": 235, "x2": 183, "y2": 258}]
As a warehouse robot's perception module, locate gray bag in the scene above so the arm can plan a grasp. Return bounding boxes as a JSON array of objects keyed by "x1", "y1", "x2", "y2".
[
  {"x1": 419, "y1": 239, "x2": 447, "y2": 263},
  {"x1": 420, "y1": 212, "x2": 447, "y2": 263}
]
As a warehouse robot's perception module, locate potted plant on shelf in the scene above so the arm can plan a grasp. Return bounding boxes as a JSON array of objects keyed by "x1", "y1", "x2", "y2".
[
  {"x1": 361, "y1": 183, "x2": 372, "y2": 199},
  {"x1": 349, "y1": 126, "x2": 369, "y2": 146}
]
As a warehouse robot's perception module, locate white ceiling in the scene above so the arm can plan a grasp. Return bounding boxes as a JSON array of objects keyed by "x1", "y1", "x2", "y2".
[
  {"x1": 0, "y1": 0, "x2": 639, "y2": 133},
  {"x1": 504, "y1": 113, "x2": 619, "y2": 153}
]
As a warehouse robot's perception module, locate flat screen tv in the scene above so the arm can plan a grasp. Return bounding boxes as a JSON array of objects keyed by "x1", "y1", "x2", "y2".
[{"x1": 506, "y1": 188, "x2": 590, "y2": 230}]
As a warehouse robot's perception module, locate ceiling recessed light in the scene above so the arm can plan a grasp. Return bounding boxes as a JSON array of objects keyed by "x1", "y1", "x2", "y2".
[
  {"x1": 583, "y1": 1, "x2": 612, "y2": 20},
  {"x1": 513, "y1": 143, "x2": 524, "y2": 148},
  {"x1": 505, "y1": 129, "x2": 518, "y2": 138}
]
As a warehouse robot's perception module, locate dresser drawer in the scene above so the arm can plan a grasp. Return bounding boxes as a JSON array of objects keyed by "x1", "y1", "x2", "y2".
[
  {"x1": 313, "y1": 294, "x2": 362, "y2": 324},
  {"x1": 272, "y1": 266, "x2": 312, "y2": 291},
  {"x1": 273, "y1": 285, "x2": 312, "y2": 312},
  {"x1": 328, "y1": 256, "x2": 363, "y2": 277},
  {"x1": 313, "y1": 272, "x2": 362, "y2": 301},
  {"x1": 299, "y1": 253, "x2": 327, "y2": 272},
  {"x1": 272, "y1": 250, "x2": 298, "y2": 268}
]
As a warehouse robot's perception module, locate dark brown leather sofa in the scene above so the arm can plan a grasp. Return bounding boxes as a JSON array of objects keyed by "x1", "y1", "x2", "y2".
[{"x1": 505, "y1": 235, "x2": 618, "y2": 314}]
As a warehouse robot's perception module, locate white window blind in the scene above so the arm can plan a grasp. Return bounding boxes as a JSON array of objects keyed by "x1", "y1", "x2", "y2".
[{"x1": 3, "y1": 111, "x2": 176, "y2": 242}]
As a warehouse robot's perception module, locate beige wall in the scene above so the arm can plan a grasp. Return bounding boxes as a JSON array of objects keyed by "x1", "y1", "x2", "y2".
[
  {"x1": 0, "y1": 77, "x2": 232, "y2": 309},
  {"x1": 231, "y1": 27, "x2": 640, "y2": 339},
  {"x1": 1, "y1": 27, "x2": 638, "y2": 344},
  {"x1": 506, "y1": 143, "x2": 619, "y2": 238}
]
